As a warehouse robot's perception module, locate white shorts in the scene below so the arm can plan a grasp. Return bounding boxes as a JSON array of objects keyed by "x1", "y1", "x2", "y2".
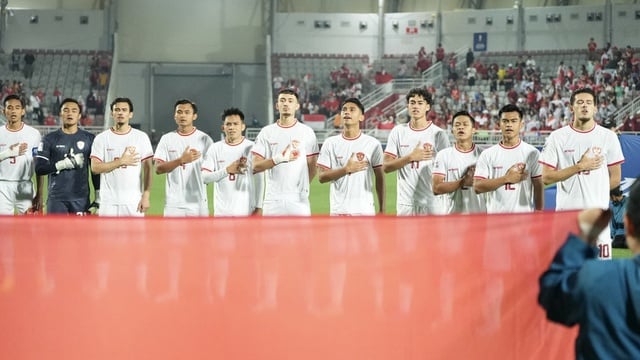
[
  {"x1": 164, "y1": 204, "x2": 209, "y2": 217},
  {"x1": 99, "y1": 204, "x2": 144, "y2": 217},
  {"x1": 397, "y1": 200, "x2": 448, "y2": 216},
  {"x1": 0, "y1": 180, "x2": 33, "y2": 215},
  {"x1": 262, "y1": 199, "x2": 311, "y2": 216}
]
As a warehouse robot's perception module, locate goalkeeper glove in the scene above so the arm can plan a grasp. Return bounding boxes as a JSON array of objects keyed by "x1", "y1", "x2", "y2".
[
  {"x1": 55, "y1": 149, "x2": 84, "y2": 173},
  {"x1": 272, "y1": 145, "x2": 293, "y2": 165}
]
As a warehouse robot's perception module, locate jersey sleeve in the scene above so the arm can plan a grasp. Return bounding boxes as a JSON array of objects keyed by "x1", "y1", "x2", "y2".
[
  {"x1": 432, "y1": 150, "x2": 447, "y2": 177},
  {"x1": 35, "y1": 135, "x2": 56, "y2": 176},
  {"x1": 538, "y1": 133, "x2": 559, "y2": 169},
  {"x1": 434, "y1": 129, "x2": 451, "y2": 152},
  {"x1": 528, "y1": 147, "x2": 542, "y2": 178},
  {"x1": 383, "y1": 126, "x2": 399, "y2": 157},
  {"x1": 316, "y1": 138, "x2": 332, "y2": 169},
  {"x1": 251, "y1": 129, "x2": 268, "y2": 159},
  {"x1": 153, "y1": 135, "x2": 169, "y2": 162},
  {"x1": 306, "y1": 127, "x2": 319, "y2": 156},
  {"x1": 371, "y1": 139, "x2": 384, "y2": 168},
  {"x1": 605, "y1": 131, "x2": 624, "y2": 166},
  {"x1": 474, "y1": 150, "x2": 491, "y2": 179},
  {"x1": 139, "y1": 132, "x2": 154, "y2": 161},
  {"x1": 90, "y1": 133, "x2": 104, "y2": 162}
]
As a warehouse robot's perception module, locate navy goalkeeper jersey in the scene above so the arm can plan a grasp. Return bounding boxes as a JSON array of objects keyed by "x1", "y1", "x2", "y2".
[{"x1": 35, "y1": 128, "x2": 96, "y2": 202}]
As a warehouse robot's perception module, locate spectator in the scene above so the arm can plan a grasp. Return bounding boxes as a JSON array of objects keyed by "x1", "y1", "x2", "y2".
[
  {"x1": 466, "y1": 48, "x2": 474, "y2": 68},
  {"x1": 588, "y1": 37, "x2": 598, "y2": 61},
  {"x1": 23, "y1": 52, "x2": 35, "y2": 79}
]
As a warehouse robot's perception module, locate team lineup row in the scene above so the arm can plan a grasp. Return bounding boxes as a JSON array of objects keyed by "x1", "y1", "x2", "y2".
[{"x1": 0, "y1": 88, "x2": 623, "y2": 251}]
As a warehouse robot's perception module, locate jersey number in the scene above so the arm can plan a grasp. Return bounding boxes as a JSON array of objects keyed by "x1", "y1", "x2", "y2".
[
  {"x1": 598, "y1": 244, "x2": 610, "y2": 259},
  {"x1": 9, "y1": 157, "x2": 16, "y2": 164},
  {"x1": 504, "y1": 183, "x2": 516, "y2": 190},
  {"x1": 410, "y1": 161, "x2": 420, "y2": 169},
  {"x1": 228, "y1": 174, "x2": 236, "y2": 181}
]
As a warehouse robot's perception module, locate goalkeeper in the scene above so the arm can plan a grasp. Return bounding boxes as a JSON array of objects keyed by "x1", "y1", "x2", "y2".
[{"x1": 35, "y1": 98, "x2": 100, "y2": 214}]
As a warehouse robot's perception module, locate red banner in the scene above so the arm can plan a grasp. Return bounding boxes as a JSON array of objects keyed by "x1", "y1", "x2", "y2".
[{"x1": 0, "y1": 212, "x2": 578, "y2": 359}]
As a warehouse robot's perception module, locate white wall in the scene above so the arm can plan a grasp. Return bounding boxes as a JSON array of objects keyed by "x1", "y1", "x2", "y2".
[
  {"x1": 3, "y1": 9, "x2": 105, "y2": 51},
  {"x1": 273, "y1": 4, "x2": 640, "y2": 57},
  {"x1": 273, "y1": 13, "x2": 379, "y2": 57},
  {"x1": 117, "y1": 0, "x2": 264, "y2": 63}
]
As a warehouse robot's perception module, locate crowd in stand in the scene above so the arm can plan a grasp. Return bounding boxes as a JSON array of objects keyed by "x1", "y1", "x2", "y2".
[
  {"x1": 272, "y1": 40, "x2": 640, "y2": 133},
  {"x1": 0, "y1": 50, "x2": 111, "y2": 127}
]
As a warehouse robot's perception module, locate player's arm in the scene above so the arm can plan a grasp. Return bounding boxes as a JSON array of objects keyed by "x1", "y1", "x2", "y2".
[
  {"x1": 374, "y1": 166, "x2": 385, "y2": 214},
  {"x1": 608, "y1": 164, "x2": 621, "y2": 190},
  {"x1": 32, "y1": 175, "x2": 44, "y2": 212},
  {"x1": 155, "y1": 146, "x2": 200, "y2": 175},
  {"x1": 0, "y1": 142, "x2": 27, "y2": 162},
  {"x1": 433, "y1": 174, "x2": 465, "y2": 195},
  {"x1": 382, "y1": 143, "x2": 430, "y2": 173},
  {"x1": 91, "y1": 147, "x2": 140, "y2": 174},
  {"x1": 137, "y1": 158, "x2": 153, "y2": 213},
  {"x1": 540, "y1": 149, "x2": 602, "y2": 186},
  {"x1": 532, "y1": 176, "x2": 544, "y2": 211},
  {"x1": 318, "y1": 153, "x2": 368, "y2": 183},
  {"x1": 252, "y1": 145, "x2": 299, "y2": 174},
  {"x1": 473, "y1": 164, "x2": 525, "y2": 194},
  {"x1": 251, "y1": 170, "x2": 264, "y2": 216},
  {"x1": 307, "y1": 154, "x2": 317, "y2": 182}
]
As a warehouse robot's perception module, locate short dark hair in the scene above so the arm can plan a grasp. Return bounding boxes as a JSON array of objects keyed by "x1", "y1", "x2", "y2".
[
  {"x1": 277, "y1": 88, "x2": 299, "y2": 102},
  {"x1": 221, "y1": 107, "x2": 245, "y2": 122},
  {"x1": 174, "y1": 99, "x2": 197, "y2": 114},
  {"x1": 60, "y1": 97, "x2": 82, "y2": 114},
  {"x1": 405, "y1": 88, "x2": 433, "y2": 105},
  {"x1": 341, "y1": 97, "x2": 365, "y2": 114},
  {"x1": 627, "y1": 179, "x2": 640, "y2": 239},
  {"x1": 498, "y1": 104, "x2": 523, "y2": 120},
  {"x1": 452, "y1": 110, "x2": 475, "y2": 126},
  {"x1": 570, "y1": 88, "x2": 597, "y2": 106},
  {"x1": 110, "y1": 97, "x2": 134, "y2": 112},
  {"x1": 3, "y1": 94, "x2": 25, "y2": 108}
]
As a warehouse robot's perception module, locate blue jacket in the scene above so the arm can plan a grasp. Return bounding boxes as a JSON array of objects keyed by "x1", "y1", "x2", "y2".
[
  {"x1": 610, "y1": 197, "x2": 628, "y2": 238},
  {"x1": 539, "y1": 234, "x2": 640, "y2": 360}
]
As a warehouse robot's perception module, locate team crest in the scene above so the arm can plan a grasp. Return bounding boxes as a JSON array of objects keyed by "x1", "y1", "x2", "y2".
[
  {"x1": 423, "y1": 143, "x2": 433, "y2": 150},
  {"x1": 356, "y1": 152, "x2": 365, "y2": 161},
  {"x1": 591, "y1": 147, "x2": 602, "y2": 155},
  {"x1": 76, "y1": 141, "x2": 85, "y2": 150}
]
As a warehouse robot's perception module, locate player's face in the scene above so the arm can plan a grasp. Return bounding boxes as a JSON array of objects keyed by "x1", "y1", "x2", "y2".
[
  {"x1": 570, "y1": 93, "x2": 597, "y2": 124},
  {"x1": 340, "y1": 102, "x2": 364, "y2": 128},
  {"x1": 452, "y1": 115, "x2": 475, "y2": 142},
  {"x1": 174, "y1": 103, "x2": 198, "y2": 128},
  {"x1": 111, "y1": 102, "x2": 133, "y2": 126},
  {"x1": 222, "y1": 114, "x2": 245, "y2": 143},
  {"x1": 499, "y1": 111, "x2": 523, "y2": 141},
  {"x1": 60, "y1": 102, "x2": 81, "y2": 127},
  {"x1": 3, "y1": 99, "x2": 25, "y2": 125},
  {"x1": 407, "y1": 95, "x2": 430, "y2": 122},
  {"x1": 276, "y1": 94, "x2": 300, "y2": 118}
]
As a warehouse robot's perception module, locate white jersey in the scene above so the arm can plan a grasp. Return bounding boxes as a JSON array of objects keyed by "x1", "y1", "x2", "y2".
[
  {"x1": 90, "y1": 127, "x2": 153, "y2": 206},
  {"x1": 153, "y1": 128, "x2": 213, "y2": 211},
  {"x1": 317, "y1": 132, "x2": 383, "y2": 215},
  {"x1": 539, "y1": 124, "x2": 624, "y2": 210},
  {"x1": 251, "y1": 120, "x2": 319, "y2": 202},
  {"x1": 474, "y1": 140, "x2": 542, "y2": 213},
  {"x1": 384, "y1": 122, "x2": 450, "y2": 211},
  {"x1": 0, "y1": 123, "x2": 41, "y2": 181},
  {"x1": 202, "y1": 138, "x2": 262, "y2": 216},
  {"x1": 433, "y1": 144, "x2": 487, "y2": 214}
]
